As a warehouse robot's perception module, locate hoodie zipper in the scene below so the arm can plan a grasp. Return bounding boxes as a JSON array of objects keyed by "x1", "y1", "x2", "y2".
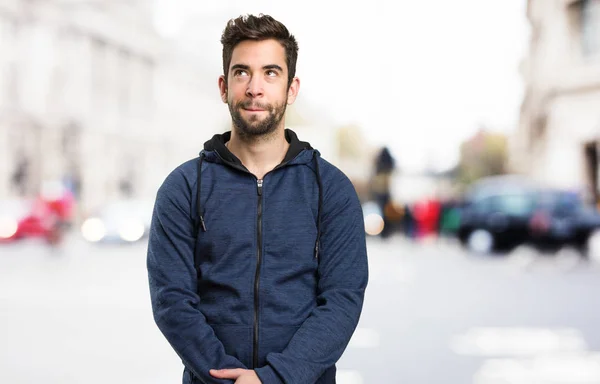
[
  {"x1": 253, "y1": 178, "x2": 263, "y2": 369},
  {"x1": 211, "y1": 148, "x2": 308, "y2": 368}
]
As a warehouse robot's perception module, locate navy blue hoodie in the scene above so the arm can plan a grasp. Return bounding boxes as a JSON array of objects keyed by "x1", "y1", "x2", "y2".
[{"x1": 147, "y1": 129, "x2": 368, "y2": 384}]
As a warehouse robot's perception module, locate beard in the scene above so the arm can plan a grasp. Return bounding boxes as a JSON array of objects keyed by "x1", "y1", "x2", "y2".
[{"x1": 228, "y1": 98, "x2": 287, "y2": 139}]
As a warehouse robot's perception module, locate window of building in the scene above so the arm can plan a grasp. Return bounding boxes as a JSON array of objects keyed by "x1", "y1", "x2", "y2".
[
  {"x1": 0, "y1": 17, "x2": 8, "y2": 106},
  {"x1": 141, "y1": 57, "x2": 155, "y2": 117},
  {"x1": 0, "y1": 16, "x2": 19, "y2": 108},
  {"x1": 581, "y1": 0, "x2": 600, "y2": 58},
  {"x1": 129, "y1": 56, "x2": 154, "y2": 120},
  {"x1": 117, "y1": 49, "x2": 131, "y2": 118},
  {"x1": 91, "y1": 38, "x2": 108, "y2": 113}
]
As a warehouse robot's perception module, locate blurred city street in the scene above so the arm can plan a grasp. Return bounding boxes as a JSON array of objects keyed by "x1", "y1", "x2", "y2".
[
  {"x1": 2, "y1": 234, "x2": 600, "y2": 384},
  {"x1": 2, "y1": 0, "x2": 600, "y2": 383}
]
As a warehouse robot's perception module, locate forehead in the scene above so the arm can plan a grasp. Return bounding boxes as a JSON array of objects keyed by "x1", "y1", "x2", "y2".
[{"x1": 229, "y1": 39, "x2": 287, "y2": 71}]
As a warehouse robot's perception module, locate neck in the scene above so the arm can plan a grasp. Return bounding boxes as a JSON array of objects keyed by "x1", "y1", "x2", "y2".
[{"x1": 226, "y1": 127, "x2": 290, "y2": 179}]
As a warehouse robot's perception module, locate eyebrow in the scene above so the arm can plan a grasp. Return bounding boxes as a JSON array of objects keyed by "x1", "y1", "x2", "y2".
[
  {"x1": 230, "y1": 64, "x2": 284, "y2": 72},
  {"x1": 263, "y1": 65, "x2": 283, "y2": 72},
  {"x1": 231, "y1": 64, "x2": 250, "y2": 72}
]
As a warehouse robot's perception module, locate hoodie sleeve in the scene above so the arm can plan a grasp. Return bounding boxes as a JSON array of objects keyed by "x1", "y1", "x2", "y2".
[
  {"x1": 147, "y1": 168, "x2": 247, "y2": 383},
  {"x1": 255, "y1": 172, "x2": 369, "y2": 384}
]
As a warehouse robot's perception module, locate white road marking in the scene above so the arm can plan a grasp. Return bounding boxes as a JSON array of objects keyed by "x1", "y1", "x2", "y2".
[
  {"x1": 450, "y1": 327, "x2": 587, "y2": 356},
  {"x1": 451, "y1": 327, "x2": 600, "y2": 383},
  {"x1": 473, "y1": 353, "x2": 600, "y2": 384}
]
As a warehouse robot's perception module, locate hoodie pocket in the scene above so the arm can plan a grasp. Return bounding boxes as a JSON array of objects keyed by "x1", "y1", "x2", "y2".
[
  {"x1": 210, "y1": 324, "x2": 253, "y2": 368},
  {"x1": 258, "y1": 325, "x2": 302, "y2": 366}
]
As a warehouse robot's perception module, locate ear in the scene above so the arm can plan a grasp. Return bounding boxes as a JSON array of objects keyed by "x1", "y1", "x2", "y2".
[
  {"x1": 218, "y1": 76, "x2": 228, "y2": 103},
  {"x1": 286, "y1": 77, "x2": 300, "y2": 105}
]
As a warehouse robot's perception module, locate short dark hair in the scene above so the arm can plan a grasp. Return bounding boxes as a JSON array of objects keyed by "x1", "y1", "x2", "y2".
[{"x1": 221, "y1": 14, "x2": 299, "y2": 87}]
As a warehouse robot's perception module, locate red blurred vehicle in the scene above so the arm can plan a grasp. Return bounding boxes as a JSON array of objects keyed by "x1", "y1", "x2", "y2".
[{"x1": 0, "y1": 182, "x2": 75, "y2": 244}]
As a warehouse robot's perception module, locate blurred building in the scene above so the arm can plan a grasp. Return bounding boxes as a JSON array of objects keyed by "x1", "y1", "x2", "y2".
[
  {"x1": 0, "y1": 0, "x2": 223, "y2": 215},
  {"x1": 512, "y1": 0, "x2": 600, "y2": 201}
]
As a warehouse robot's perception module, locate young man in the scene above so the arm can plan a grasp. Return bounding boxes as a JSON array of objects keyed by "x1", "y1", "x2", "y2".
[{"x1": 147, "y1": 14, "x2": 368, "y2": 384}]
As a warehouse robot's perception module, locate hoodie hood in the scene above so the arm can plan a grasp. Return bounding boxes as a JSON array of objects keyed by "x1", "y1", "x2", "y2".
[{"x1": 203, "y1": 129, "x2": 313, "y2": 169}]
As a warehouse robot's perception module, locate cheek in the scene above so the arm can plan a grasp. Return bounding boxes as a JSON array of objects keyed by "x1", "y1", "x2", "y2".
[
  {"x1": 268, "y1": 86, "x2": 289, "y2": 102},
  {"x1": 227, "y1": 85, "x2": 246, "y2": 100},
  {"x1": 225, "y1": 91, "x2": 237, "y2": 105}
]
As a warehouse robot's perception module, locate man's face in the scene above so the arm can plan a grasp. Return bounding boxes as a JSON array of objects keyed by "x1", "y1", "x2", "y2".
[{"x1": 219, "y1": 39, "x2": 299, "y2": 138}]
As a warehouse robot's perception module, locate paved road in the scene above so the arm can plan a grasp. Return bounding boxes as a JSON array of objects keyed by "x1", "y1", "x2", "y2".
[{"x1": 1, "y1": 234, "x2": 600, "y2": 383}]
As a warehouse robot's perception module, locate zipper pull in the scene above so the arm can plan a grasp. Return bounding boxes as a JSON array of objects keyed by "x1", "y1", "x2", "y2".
[
  {"x1": 200, "y1": 215, "x2": 207, "y2": 232},
  {"x1": 257, "y1": 179, "x2": 263, "y2": 196}
]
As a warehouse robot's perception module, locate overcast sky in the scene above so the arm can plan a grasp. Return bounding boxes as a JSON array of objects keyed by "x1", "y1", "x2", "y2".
[{"x1": 154, "y1": 0, "x2": 529, "y2": 172}]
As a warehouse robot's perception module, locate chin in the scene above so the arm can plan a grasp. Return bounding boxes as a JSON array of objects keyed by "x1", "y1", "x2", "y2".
[{"x1": 236, "y1": 123, "x2": 278, "y2": 137}]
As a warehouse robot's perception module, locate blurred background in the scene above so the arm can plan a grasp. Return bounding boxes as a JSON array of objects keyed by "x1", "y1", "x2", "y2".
[{"x1": 2, "y1": 0, "x2": 600, "y2": 383}]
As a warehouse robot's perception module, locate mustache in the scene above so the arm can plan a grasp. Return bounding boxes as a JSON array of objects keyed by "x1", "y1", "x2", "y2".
[{"x1": 237, "y1": 101, "x2": 270, "y2": 110}]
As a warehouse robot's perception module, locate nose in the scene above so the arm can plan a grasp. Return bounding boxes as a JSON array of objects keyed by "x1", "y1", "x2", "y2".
[{"x1": 245, "y1": 75, "x2": 264, "y2": 98}]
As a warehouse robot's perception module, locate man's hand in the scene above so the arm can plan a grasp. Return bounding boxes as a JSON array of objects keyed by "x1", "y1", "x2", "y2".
[{"x1": 209, "y1": 368, "x2": 262, "y2": 383}]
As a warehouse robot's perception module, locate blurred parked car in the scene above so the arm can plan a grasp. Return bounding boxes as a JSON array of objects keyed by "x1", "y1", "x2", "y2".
[
  {"x1": 457, "y1": 176, "x2": 600, "y2": 255},
  {"x1": 81, "y1": 199, "x2": 154, "y2": 244},
  {"x1": 529, "y1": 189, "x2": 600, "y2": 251},
  {"x1": 0, "y1": 198, "x2": 65, "y2": 244},
  {"x1": 0, "y1": 200, "x2": 33, "y2": 242}
]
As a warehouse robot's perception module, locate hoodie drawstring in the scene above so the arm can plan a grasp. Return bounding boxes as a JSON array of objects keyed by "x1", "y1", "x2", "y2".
[
  {"x1": 197, "y1": 152, "x2": 207, "y2": 232},
  {"x1": 313, "y1": 152, "x2": 323, "y2": 260},
  {"x1": 194, "y1": 152, "x2": 206, "y2": 286}
]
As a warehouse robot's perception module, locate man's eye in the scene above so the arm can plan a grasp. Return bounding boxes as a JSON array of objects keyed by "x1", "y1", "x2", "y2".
[
  {"x1": 266, "y1": 70, "x2": 277, "y2": 77},
  {"x1": 234, "y1": 70, "x2": 248, "y2": 76}
]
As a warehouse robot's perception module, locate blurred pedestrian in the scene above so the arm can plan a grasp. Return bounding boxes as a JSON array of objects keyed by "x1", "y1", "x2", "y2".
[
  {"x1": 412, "y1": 197, "x2": 441, "y2": 240},
  {"x1": 438, "y1": 199, "x2": 461, "y2": 238},
  {"x1": 147, "y1": 14, "x2": 368, "y2": 384},
  {"x1": 370, "y1": 146, "x2": 396, "y2": 238},
  {"x1": 402, "y1": 203, "x2": 416, "y2": 239},
  {"x1": 11, "y1": 157, "x2": 29, "y2": 196}
]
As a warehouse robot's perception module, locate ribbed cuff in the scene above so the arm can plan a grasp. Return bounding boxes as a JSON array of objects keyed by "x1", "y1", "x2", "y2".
[{"x1": 254, "y1": 366, "x2": 284, "y2": 384}]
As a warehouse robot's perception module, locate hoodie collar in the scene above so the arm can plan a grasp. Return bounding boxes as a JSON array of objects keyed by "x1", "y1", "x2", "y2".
[
  {"x1": 203, "y1": 129, "x2": 313, "y2": 168},
  {"x1": 196, "y1": 129, "x2": 323, "y2": 259}
]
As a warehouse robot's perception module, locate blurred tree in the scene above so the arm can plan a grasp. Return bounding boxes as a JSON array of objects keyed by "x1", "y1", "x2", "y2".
[{"x1": 458, "y1": 127, "x2": 508, "y2": 185}]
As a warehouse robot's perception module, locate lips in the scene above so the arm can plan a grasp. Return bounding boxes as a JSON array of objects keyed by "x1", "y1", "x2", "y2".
[{"x1": 240, "y1": 102, "x2": 268, "y2": 112}]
